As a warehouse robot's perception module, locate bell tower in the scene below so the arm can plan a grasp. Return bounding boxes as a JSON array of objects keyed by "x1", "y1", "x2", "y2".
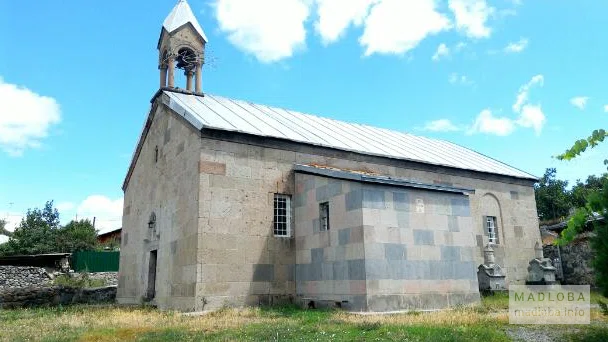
[{"x1": 158, "y1": 0, "x2": 208, "y2": 93}]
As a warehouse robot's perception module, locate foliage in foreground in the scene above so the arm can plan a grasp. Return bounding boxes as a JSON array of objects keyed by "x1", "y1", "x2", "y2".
[{"x1": 555, "y1": 129, "x2": 608, "y2": 298}]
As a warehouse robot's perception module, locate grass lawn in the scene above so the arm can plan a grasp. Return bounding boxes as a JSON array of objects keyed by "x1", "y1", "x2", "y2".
[{"x1": 1, "y1": 296, "x2": 607, "y2": 342}]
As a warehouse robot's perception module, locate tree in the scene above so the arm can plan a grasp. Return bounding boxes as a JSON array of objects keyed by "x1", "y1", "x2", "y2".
[
  {"x1": 557, "y1": 129, "x2": 608, "y2": 297},
  {"x1": 535, "y1": 168, "x2": 572, "y2": 222},
  {"x1": 0, "y1": 201, "x2": 99, "y2": 256},
  {"x1": 571, "y1": 174, "x2": 608, "y2": 208},
  {"x1": 55, "y1": 219, "x2": 98, "y2": 253},
  {"x1": 0, "y1": 201, "x2": 61, "y2": 256}
]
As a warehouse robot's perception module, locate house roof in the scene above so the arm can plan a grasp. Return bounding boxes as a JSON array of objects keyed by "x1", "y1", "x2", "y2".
[
  {"x1": 159, "y1": 90, "x2": 537, "y2": 180},
  {"x1": 162, "y1": 0, "x2": 208, "y2": 43}
]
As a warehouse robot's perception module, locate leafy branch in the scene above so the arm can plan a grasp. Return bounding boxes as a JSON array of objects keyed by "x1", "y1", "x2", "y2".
[{"x1": 556, "y1": 129, "x2": 608, "y2": 161}]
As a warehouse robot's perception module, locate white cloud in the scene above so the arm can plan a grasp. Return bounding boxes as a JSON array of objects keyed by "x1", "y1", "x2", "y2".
[
  {"x1": 448, "y1": 72, "x2": 473, "y2": 86},
  {"x1": 0, "y1": 213, "x2": 23, "y2": 243},
  {"x1": 570, "y1": 96, "x2": 589, "y2": 110},
  {"x1": 513, "y1": 74, "x2": 544, "y2": 112},
  {"x1": 421, "y1": 119, "x2": 460, "y2": 132},
  {"x1": 511, "y1": 75, "x2": 546, "y2": 135},
  {"x1": 468, "y1": 109, "x2": 515, "y2": 136},
  {"x1": 360, "y1": 0, "x2": 451, "y2": 56},
  {"x1": 517, "y1": 104, "x2": 545, "y2": 135},
  {"x1": 504, "y1": 38, "x2": 528, "y2": 53},
  {"x1": 604, "y1": 105, "x2": 608, "y2": 112},
  {"x1": 432, "y1": 43, "x2": 450, "y2": 61},
  {"x1": 454, "y1": 41, "x2": 467, "y2": 51},
  {"x1": 314, "y1": 0, "x2": 376, "y2": 44},
  {"x1": 214, "y1": 0, "x2": 311, "y2": 62},
  {"x1": 448, "y1": 0, "x2": 495, "y2": 39},
  {"x1": 468, "y1": 75, "x2": 546, "y2": 136},
  {"x1": 0, "y1": 78, "x2": 61, "y2": 156},
  {"x1": 75, "y1": 195, "x2": 123, "y2": 235}
]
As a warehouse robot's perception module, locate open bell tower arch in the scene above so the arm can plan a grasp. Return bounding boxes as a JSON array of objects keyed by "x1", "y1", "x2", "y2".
[{"x1": 158, "y1": 0, "x2": 208, "y2": 93}]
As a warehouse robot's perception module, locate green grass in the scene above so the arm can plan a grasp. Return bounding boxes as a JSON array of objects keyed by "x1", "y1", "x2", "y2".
[
  {"x1": 0, "y1": 304, "x2": 606, "y2": 342},
  {"x1": 53, "y1": 274, "x2": 107, "y2": 288}
]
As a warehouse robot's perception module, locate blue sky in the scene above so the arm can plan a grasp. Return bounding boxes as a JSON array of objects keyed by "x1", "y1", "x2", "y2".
[{"x1": 1, "y1": 0, "x2": 607, "y2": 239}]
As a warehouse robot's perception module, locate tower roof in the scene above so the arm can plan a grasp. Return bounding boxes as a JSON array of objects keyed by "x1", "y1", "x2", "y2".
[{"x1": 162, "y1": 0, "x2": 208, "y2": 43}]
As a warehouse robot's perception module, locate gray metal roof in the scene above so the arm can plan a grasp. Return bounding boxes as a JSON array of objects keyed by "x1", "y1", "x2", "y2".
[
  {"x1": 294, "y1": 164, "x2": 475, "y2": 194},
  {"x1": 161, "y1": 90, "x2": 537, "y2": 180},
  {"x1": 163, "y1": 0, "x2": 208, "y2": 42}
]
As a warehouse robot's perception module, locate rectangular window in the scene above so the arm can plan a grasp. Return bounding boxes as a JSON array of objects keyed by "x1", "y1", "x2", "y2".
[
  {"x1": 274, "y1": 194, "x2": 291, "y2": 237},
  {"x1": 486, "y1": 216, "x2": 498, "y2": 244},
  {"x1": 319, "y1": 202, "x2": 330, "y2": 231}
]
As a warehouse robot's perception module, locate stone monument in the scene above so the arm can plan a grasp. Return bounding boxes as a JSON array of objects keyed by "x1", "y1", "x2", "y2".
[
  {"x1": 477, "y1": 244, "x2": 507, "y2": 292},
  {"x1": 526, "y1": 242, "x2": 557, "y2": 285}
]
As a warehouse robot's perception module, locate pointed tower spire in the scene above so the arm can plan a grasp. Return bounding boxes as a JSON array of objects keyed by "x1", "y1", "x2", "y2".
[
  {"x1": 162, "y1": 0, "x2": 208, "y2": 43},
  {"x1": 158, "y1": 0, "x2": 207, "y2": 93}
]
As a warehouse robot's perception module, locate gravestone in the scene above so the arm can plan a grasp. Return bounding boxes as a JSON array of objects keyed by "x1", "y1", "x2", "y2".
[
  {"x1": 477, "y1": 244, "x2": 507, "y2": 292},
  {"x1": 526, "y1": 242, "x2": 557, "y2": 285}
]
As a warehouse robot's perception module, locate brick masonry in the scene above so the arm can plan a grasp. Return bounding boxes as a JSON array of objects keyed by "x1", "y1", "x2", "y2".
[{"x1": 118, "y1": 104, "x2": 541, "y2": 312}]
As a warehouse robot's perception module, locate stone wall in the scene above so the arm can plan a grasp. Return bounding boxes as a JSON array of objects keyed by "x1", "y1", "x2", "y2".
[
  {"x1": 293, "y1": 172, "x2": 479, "y2": 311},
  {"x1": 0, "y1": 286, "x2": 117, "y2": 309},
  {"x1": 544, "y1": 234, "x2": 595, "y2": 287},
  {"x1": 118, "y1": 102, "x2": 201, "y2": 311},
  {"x1": 0, "y1": 266, "x2": 51, "y2": 290},
  {"x1": 294, "y1": 173, "x2": 367, "y2": 310}
]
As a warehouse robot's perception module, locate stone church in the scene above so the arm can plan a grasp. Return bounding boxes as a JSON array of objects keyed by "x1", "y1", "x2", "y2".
[{"x1": 117, "y1": 0, "x2": 541, "y2": 312}]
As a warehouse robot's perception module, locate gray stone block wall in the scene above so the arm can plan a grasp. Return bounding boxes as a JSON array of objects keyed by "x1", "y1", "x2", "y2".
[
  {"x1": 193, "y1": 137, "x2": 538, "y2": 311},
  {"x1": 358, "y1": 185, "x2": 480, "y2": 311},
  {"x1": 294, "y1": 173, "x2": 367, "y2": 310},
  {"x1": 118, "y1": 105, "x2": 201, "y2": 311}
]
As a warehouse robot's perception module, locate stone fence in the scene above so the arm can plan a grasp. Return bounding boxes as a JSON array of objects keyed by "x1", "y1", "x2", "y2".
[
  {"x1": 0, "y1": 286, "x2": 117, "y2": 309},
  {"x1": 543, "y1": 233, "x2": 595, "y2": 287},
  {"x1": 0, "y1": 266, "x2": 118, "y2": 308},
  {"x1": 0, "y1": 266, "x2": 52, "y2": 290}
]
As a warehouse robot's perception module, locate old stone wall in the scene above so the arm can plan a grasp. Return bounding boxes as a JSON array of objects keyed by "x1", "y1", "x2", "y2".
[
  {"x1": 0, "y1": 286, "x2": 117, "y2": 309},
  {"x1": 118, "y1": 103, "x2": 201, "y2": 311},
  {"x1": 544, "y1": 234, "x2": 595, "y2": 286},
  {"x1": 195, "y1": 135, "x2": 540, "y2": 306},
  {"x1": 359, "y1": 183, "x2": 479, "y2": 311},
  {"x1": 0, "y1": 266, "x2": 51, "y2": 290},
  {"x1": 293, "y1": 173, "x2": 367, "y2": 310},
  {"x1": 196, "y1": 139, "x2": 297, "y2": 311}
]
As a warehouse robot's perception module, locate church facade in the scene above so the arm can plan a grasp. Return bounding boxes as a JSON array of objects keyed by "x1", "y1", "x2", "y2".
[{"x1": 117, "y1": 0, "x2": 541, "y2": 312}]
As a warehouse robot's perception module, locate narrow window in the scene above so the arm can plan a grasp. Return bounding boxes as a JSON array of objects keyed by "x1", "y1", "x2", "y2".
[
  {"x1": 274, "y1": 194, "x2": 291, "y2": 237},
  {"x1": 154, "y1": 146, "x2": 159, "y2": 163},
  {"x1": 319, "y1": 202, "x2": 330, "y2": 231},
  {"x1": 486, "y1": 216, "x2": 498, "y2": 244}
]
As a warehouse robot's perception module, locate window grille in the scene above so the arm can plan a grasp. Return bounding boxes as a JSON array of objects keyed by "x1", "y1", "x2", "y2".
[
  {"x1": 274, "y1": 194, "x2": 291, "y2": 237},
  {"x1": 486, "y1": 216, "x2": 498, "y2": 244},
  {"x1": 319, "y1": 202, "x2": 330, "y2": 231}
]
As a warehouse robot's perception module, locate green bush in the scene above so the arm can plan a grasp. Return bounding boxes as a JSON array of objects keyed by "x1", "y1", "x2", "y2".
[{"x1": 53, "y1": 273, "x2": 106, "y2": 288}]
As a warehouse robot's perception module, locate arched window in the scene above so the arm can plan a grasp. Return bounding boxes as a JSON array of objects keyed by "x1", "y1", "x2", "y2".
[{"x1": 480, "y1": 194, "x2": 502, "y2": 244}]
